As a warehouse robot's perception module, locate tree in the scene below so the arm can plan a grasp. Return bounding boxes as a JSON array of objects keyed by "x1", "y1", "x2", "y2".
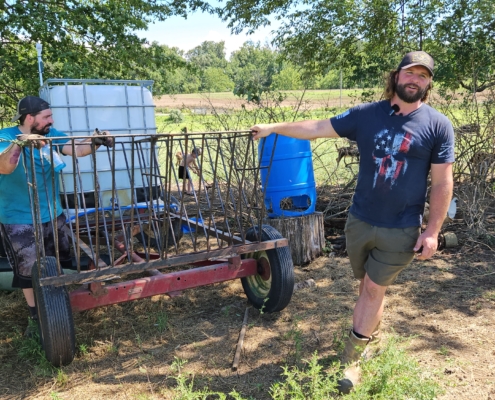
[
  {"x1": 185, "y1": 41, "x2": 234, "y2": 92},
  {"x1": 202, "y1": 67, "x2": 235, "y2": 92},
  {"x1": 271, "y1": 63, "x2": 303, "y2": 90},
  {"x1": 229, "y1": 41, "x2": 281, "y2": 102},
  {"x1": 0, "y1": 0, "x2": 212, "y2": 123},
  {"x1": 186, "y1": 41, "x2": 228, "y2": 69},
  {"x1": 218, "y1": 0, "x2": 495, "y2": 92}
]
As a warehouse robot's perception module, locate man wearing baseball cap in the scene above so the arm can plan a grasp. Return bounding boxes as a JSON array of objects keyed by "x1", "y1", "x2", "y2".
[
  {"x1": 0, "y1": 95, "x2": 114, "y2": 337},
  {"x1": 250, "y1": 51, "x2": 454, "y2": 393}
]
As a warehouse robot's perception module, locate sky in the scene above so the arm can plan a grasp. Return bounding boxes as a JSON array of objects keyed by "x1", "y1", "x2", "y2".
[{"x1": 135, "y1": 11, "x2": 280, "y2": 59}]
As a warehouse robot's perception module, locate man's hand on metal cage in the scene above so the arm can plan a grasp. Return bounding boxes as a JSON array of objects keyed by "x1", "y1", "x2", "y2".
[
  {"x1": 92, "y1": 128, "x2": 114, "y2": 148},
  {"x1": 16, "y1": 134, "x2": 47, "y2": 150}
]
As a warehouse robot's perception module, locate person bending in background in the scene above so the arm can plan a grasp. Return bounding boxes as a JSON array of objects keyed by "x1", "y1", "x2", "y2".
[
  {"x1": 250, "y1": 51, "x2": 455, "y2": 394},
  {"x1": 0, "y1": 96, "x2": 113, "y2": 336},
  {"x1": 176, "y1": 147, "x2": 203, "y2": 195}
]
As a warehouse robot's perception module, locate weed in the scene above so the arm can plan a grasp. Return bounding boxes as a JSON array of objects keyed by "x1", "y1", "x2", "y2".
[
  {"x1": 282, "y1": 316, "x2": 304, "y2": 365},
  {"x1": 221, "y1": 305, "x2": 231, "y2": 317},
  {"x1": 78, "y1": 343, "x2": 89, "y2": 356},
  {"x1": 270, "y1": 352, "x2": 339, "y2": 399},
  {"x1": 347, "y1": 335, "x2": 442, "y2": 399},
  {"x1": 155, "y1": 311, "x2": 169, "y2": 333},
  {"x1": 322, "y1": 240, "x2": 334, "y2": 255},
  {"x1": 439, "y1": 345, "x2": 450, "y2": 356},
  {"x1": 50, "y1": 392, "x2": 62, "y2": 400},
  {"x1": 55, "y1": 369, "x2": 69, "y2": 387},
  {"x1": 269, "y1": 335, "x2": 441, "y2": 399},
  {"x1": 169, "y1": 357, "x2": 229, "y2": 399},
  {"x1": 229, "y1": 390, "x2": 250, "y2": 400},
  {"x1": 170, "y1": 356, "x2": 188, "y2": 374},
  {"x1": 172, "y1": 373, "x2": 227, "y2": 399},
  {"x1": 331, "y1": 320, "x2": 351, "y2": 355},
  {"x1": 483, "y1": 291, "x2": 495, "y2": 301},
  {"x1": 259, "y1": 297, "x2": 269, "y2": 315},
  {"x1": 13, "y1": 329, "x2": 56, "y2": 377}
]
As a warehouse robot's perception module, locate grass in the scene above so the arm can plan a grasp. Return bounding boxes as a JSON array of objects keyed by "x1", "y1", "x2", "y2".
[
  {"x1": 12, "y1": 322, "x2": 63, "y2": 379},
  {"x1": 161, "y1": 333, "x2": 442, "y2": 399}
]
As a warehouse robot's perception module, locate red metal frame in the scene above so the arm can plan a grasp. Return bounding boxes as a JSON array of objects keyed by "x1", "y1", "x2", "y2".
[{"x1": 70, "y1": 257, "x2": 258, "y2": 312}]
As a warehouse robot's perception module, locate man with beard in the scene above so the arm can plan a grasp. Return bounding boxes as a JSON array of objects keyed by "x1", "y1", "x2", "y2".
[
  {"x1": 250, "y1": 51, "x2": 454, "y2": 393},
  {"x1": 0, "y1": 96, "x2": 113, "y2": 336}
]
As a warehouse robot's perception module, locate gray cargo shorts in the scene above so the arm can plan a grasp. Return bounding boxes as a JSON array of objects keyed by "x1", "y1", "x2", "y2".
[{"x1": 0, "y1": 213, "x2": 71, "y2": 289}]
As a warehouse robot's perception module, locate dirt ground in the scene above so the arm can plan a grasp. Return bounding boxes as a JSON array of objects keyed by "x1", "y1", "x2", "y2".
[
  {"x1": 153, "y1": 91, "x2": 355, "y2": 111},
  {"x1": 0, "y1": 211, "x2": 494, "y2": 399}
]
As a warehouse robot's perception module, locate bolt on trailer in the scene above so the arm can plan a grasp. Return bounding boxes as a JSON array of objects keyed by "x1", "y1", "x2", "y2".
[{"x1": 27, "y1": 78, "x2": 295, "y2": 367}]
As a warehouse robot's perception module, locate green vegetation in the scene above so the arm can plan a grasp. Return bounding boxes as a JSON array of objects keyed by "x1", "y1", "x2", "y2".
[
  {"x1": 3, "y1": 1, "x2": 493, "y2": 123},
  {"x1": 12, "y1": 324, "x2": 60, "y2": 377},
  {"x1": 164, "y1": 334, "x2": 441, "y2": 399}
]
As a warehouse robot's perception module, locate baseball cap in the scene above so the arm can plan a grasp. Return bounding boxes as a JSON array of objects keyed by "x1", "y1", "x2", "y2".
[
  {"x1": 11, "y1": 96, "x2": 51, "y2": 122},
  {"x1": 397, "y1": 51, "x2": 434, "y2": 76}
]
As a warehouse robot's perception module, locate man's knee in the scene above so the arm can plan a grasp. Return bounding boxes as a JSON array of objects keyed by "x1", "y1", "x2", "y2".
[{"x1": 361, "y1": 275, "x2": 387, "y2": 300}]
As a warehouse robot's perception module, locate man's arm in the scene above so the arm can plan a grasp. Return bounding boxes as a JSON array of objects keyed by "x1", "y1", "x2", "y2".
[
  {"x1": 414, "y1": 162, "x2": 454, "y2": 260},
  {"x1": 0, "y1": 143, "x2": 22, "y2": 174},
  {"x1": 0, "y1": 134, "x2": 47, "y2": 174},
  {"x1": 61, "y1": 138, "x2": 94, "y2": 157},
  {"x1": 250, "y1": 119, "x2": 340, "y2": 140},
  {"x1": 62, "y1": 132, "x2": 114, "y2": 157}
]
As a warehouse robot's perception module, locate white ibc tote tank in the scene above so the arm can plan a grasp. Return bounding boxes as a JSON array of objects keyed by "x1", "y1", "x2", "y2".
[{"x1": 39, "y1": 79, "x2": 158, "y2": 208}]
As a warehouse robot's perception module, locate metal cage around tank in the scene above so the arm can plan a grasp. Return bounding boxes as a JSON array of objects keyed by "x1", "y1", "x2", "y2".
[{"x1": 39, "y1": 79, "x2": 159, "y2": 208}]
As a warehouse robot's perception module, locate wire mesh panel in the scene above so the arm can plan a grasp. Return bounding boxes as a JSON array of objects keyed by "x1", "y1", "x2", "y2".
[{"x1": 25, "y1": 132, "x2": 271, "y2": 286}]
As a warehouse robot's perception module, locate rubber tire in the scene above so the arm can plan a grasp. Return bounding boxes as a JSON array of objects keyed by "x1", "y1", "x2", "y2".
[
  {"x1": 241, "y1": 225, "x2": 294, "y2": 312},
  {"x1": 32, "y1": 256, "x2": 76, "y2": 367}
]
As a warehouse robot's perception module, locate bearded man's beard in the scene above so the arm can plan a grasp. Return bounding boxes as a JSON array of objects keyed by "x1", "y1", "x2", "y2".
[
  {"x1": 31, "y1": 121, "x2": 51, "y2": 135},
  {"x1": 395, "y1": 82, "x2": 428, "y2": 103}
]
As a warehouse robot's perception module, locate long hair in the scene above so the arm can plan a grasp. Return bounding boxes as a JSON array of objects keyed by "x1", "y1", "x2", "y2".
[{"x1": 383, "y1": 70, "x2": 433, "y2": 103}]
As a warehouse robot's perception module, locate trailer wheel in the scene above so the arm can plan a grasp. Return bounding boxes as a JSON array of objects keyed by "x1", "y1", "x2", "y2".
[
  {"x1": 32, "y1": 257, "x2": 75, "y2": 367},
  {"x1": 241, "y1": 225, "x2": 294, "y2": 312}
]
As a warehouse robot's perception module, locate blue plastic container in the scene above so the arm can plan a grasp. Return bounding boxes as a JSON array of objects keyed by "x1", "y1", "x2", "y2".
[
  {"x1": 258, "y1": 134, "x2": 316, "y2": 218},
  {"x1": 182, "y1": 217, "x2": 203, "y2": 233}
]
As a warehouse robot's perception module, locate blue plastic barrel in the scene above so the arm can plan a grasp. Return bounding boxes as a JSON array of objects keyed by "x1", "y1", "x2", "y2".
[{"x1": 258, "y1": 134, "x2": 316, "y2": 218}]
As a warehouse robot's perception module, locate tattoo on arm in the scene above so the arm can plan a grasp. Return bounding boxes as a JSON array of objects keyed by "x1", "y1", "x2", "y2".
[{"x1": 10, "y1": 147, "x2": 21, "y2": 165}]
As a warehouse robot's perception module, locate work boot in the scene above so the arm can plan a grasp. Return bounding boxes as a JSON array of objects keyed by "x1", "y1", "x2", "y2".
[
  {"x1": 363, "y1": 321, "x2": 381, "y2": 360},
  {"x1": 337, "y1": 329, "x2": 370, "y2": 394},
  {"x1": 369, "y1": 320, "x2": 381, "y2": 344}
]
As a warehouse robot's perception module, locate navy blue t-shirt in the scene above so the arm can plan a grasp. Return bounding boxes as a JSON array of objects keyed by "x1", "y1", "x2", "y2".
[{"x1": 331, "y1": 100, "x2": 455, "y2": 228}]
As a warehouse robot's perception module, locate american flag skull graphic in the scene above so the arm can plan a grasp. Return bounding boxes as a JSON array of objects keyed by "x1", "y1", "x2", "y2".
[{"x1": 372, "y1": 129, "x2": 413, "y2": 189}]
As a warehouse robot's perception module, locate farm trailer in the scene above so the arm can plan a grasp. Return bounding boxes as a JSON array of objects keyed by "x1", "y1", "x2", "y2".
[{"x1": 21, "y1": 79, "x2": 294, "y2": 366}]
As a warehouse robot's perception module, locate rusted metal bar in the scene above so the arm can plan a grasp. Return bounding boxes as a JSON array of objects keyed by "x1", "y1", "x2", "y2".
[
  {"x1": 69, "y1": 258, "x2": 258, "y2": 312},
  {"x1": 39, "y1": 238, "x2": 288, "y2": 286}
]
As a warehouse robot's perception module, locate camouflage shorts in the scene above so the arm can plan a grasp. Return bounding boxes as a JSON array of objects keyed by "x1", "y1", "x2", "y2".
[{"x1": 0, "y1": 214, "x2": 71, "y2": 288}]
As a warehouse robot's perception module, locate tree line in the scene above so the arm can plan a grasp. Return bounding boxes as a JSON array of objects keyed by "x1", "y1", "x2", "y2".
[
  {"x1": 151, "y1": 40, "x2": 357, "y2": 99},
  {"x1": 1, "y1": 0, "x2": 493, "y2": 122}
]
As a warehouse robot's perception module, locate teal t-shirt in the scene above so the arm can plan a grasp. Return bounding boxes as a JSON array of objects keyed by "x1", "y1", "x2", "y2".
[{"x1": 0, "y1": 126, "x2": 69, "y2": 224}]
